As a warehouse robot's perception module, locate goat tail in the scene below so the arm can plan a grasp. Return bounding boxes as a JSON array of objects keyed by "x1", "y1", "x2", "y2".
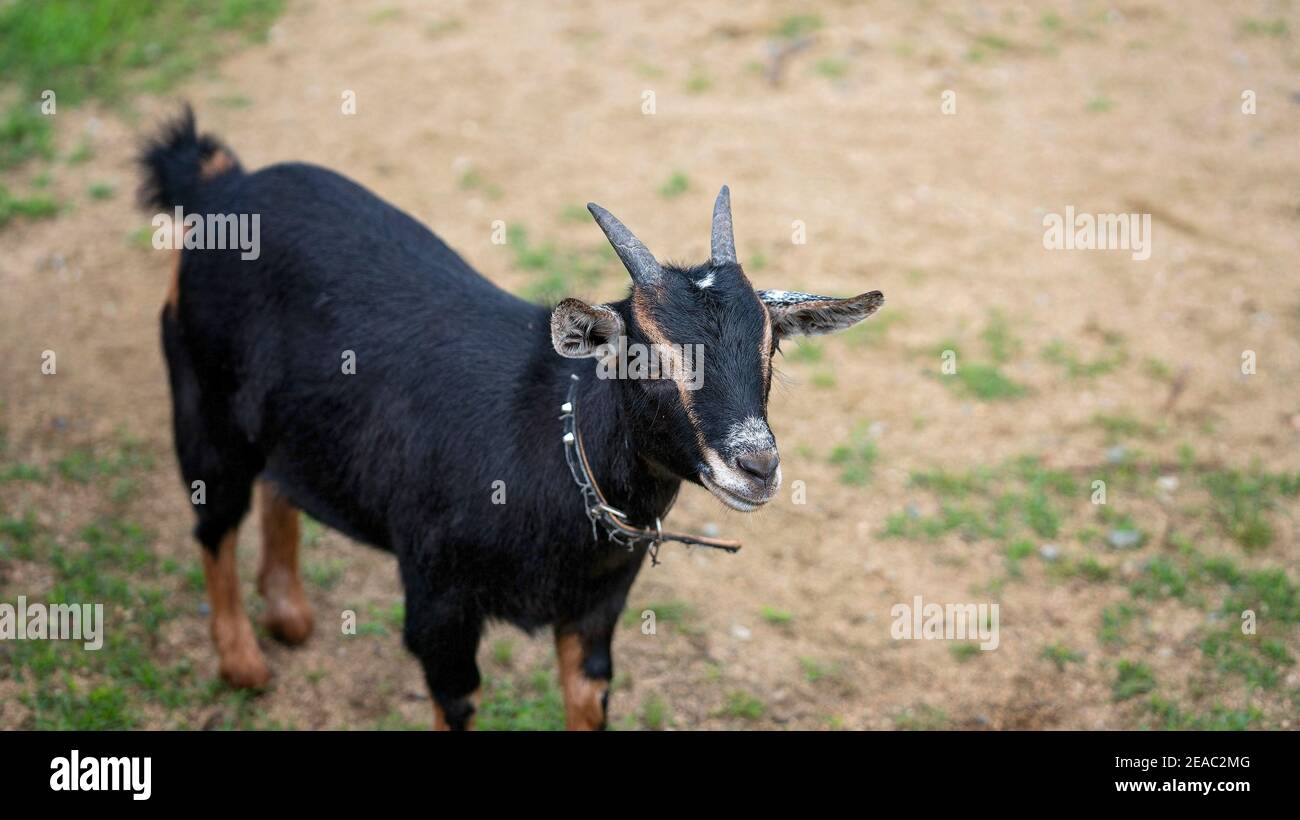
[{"x1": 137, "y1": 103, "x2": 242, "y2": 212}]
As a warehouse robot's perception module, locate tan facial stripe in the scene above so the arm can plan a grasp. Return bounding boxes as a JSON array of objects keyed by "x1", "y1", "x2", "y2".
[{"x1": 634, "y1": 290, "x2": 711, "y2": 455}]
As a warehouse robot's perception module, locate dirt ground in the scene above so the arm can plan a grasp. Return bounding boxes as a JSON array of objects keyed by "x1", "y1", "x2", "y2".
[{"x1": 1, "y1": 0, "x2": 1298, "y2": 729}]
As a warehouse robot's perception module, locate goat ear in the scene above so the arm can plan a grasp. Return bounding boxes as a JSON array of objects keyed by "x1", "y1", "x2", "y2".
[
  {"x1": 758, "y1": 290, "x2": 884, "y2": 338},
  {"x1": 550, "y1": 298, "x2": 624, "y2": 359}
]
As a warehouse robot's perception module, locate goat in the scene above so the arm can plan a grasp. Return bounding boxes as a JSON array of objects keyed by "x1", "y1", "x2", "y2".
[{"x1": 140, "y1": 108, "x2": 884, "y2": 730}]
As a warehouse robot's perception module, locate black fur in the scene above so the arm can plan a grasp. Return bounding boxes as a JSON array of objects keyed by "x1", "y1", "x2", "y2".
[
  {"x1": 142, "y1": 110, "x2": 876, "y2": 728},
  {"x1": 146, "y1": 112, "x2": 682, "y2": 726}
]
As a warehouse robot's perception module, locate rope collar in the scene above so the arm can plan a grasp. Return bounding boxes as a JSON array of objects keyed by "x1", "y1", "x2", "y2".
[{"x1": 560, "y1": 374, "x2": 742, "y2": 566}]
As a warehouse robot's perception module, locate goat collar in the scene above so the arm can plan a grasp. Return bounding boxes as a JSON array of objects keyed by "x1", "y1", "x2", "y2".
[{"x1": 560, "y1": 375, "x2": 742, "y2": 566}]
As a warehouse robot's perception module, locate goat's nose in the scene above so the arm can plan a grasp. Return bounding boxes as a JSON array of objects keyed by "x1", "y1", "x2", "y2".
[{"x1": 735, "y1": 450, "x2": 780, "y2": 482}]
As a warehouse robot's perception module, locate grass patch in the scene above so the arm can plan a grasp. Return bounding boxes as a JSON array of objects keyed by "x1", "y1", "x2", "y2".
[
  {"x1": 813, "y1": 57, "x2": 848, "y2": 79},
  {"x1": 622, "y1": 600, "x2": 694, "y2": 628},
  {"x1": 760, "y1": 605, "x2": 792, "y2": 626},
  {"x1": 950, "y1": 643, "x2": 980, "y2": 662},
  {"x1": 0, "y1": 0, "x2": 284, "y2": 174},
  {"x1": 1041, "y1": 338, "x2": 1125, "y2": 378},
  {"x1": 1099, "y1": 603, "x2": 1138, "y2": 646},
  {"x1": 0, "y1": 184, "x2": 59, "y2": 228},
  {"x1": 0, "y1": 0, "x2": 282, "y2": 106},
  {"x1": 1203, "y1": 468, "x2": 1299, "y2": 551},
  {"x1": 1146, "y1": 696, "x2": 1260, "y2": 730},
  {"x1": 506, "y1": 224, "x2": 605, "y2": 305},
  {"x1": 720, "y1": 690, "x2": 764, "y2": 720},
  {"x1": 640, "y1": 694, "x2": 667, "y2": 730},
  {"x1": 476, "y1": 669, "x2": 565, "y2": 730},
  {"x1": 1112, "y1": 660, "x2": 1156, "y2": 701},
  {"x1": 774, "y1": 14, "x2": 821, "y2": 39},
  {"x1": 88, "y1": 181, "x2": 116, "y2": 200},
  {"x1": 0, "y1": 105, "x2": 54, "y2": 170},
  {"x1": 1239, "y1": 18, "x2": 1288, "y2": 37},
  {"x1": 829, "y1": 425, "x2": 878, "y2": 486},
  {"x1": 948, "y1": 362, "x2": 1027, "y2": 400},
  {"x1": 659, "y1": 171, "x2": 690, "y2": 199},
  {"x1": 895, "y1": 704, "x2": 948, "y2": 730},
  {"x1": 1041, "y1": 643, "x2": 1084, "y2": 671}
]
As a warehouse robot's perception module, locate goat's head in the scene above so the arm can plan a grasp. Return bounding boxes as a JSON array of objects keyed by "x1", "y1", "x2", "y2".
[{"x1": 551, "y1": 186, "x2": 884, "y2": 511}]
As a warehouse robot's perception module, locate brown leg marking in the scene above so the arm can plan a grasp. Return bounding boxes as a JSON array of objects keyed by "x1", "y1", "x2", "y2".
[
  {"x1": 556, "y1": 632, "x2": 608, "y2": 731},
  {"x1": 202, "y1": 529, "x2": 270, "y2": 688},
  {"x1": 256, "y1": 481, "x2": 313, "y2": 645},
  {"x1": 432, "y1": 690, "x2": 481, "y2": 731}
]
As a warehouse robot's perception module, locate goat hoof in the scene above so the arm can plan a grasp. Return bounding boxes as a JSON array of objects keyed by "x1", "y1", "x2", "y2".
[
  {"x1": 263, "y1": 599, "x2": 314, "y2": 646},
  {"x1": 219, "y1": 647, "x2": 271, "y2": 689}
]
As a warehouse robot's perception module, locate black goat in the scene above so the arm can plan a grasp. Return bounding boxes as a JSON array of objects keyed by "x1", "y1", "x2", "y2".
[{"x1": 141, "y1": 109, "x2": 883, "y2": 730}]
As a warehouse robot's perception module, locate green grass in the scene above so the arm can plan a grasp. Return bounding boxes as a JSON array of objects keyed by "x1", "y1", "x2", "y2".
[
  {"x1": 685, "y1": 69, "x2": 711, "y2": 94},
  {"x1": 3, "y1": 509, "x2": 237, "y2": 729},
  {"x1": 1099, "y1": 603, "x2": 1138, "y2": 646},
  {"x1": 774, "y1": 14, "x2": 822, "y2": 39},
  {"x1": 786, "y1": 339, "x2": 824, "y2": 363},
  {"x1": 950, "y1": 644, "x2": 980, "y2": 662},
  {"x1": 457, "y1": 168, "x2": 501, "y2": 199},
  {"x1": 0, "y1": 105, "x2": 54, "y2": 170},
  {"x1": 1146, "y1": 697, "x2": 1260, "y2": 730},
  {"x1": 1092, "y1": 412, "x2": 1157, "y2": 441},
  {"x1": 980, "y1": 310, "x2": 1021, "y2": 364},
  {"x1": 895, "y1": 704, "x2": 949, "y2": 730},
  {"x1": 0, "y1": 0, "x2": 282, "y2": 106},
  {"x1": 721, "y1": 690, "x2": 764, "y2": 720},
  {"x1": 1041, "y1": 338, "x2": 1125, "y2": 378},
  {"x1": 1203, "y1": 468, "x2": 1299, "y2": 551},
  {"x1": 52, "y1": 438, "x2": 153, "y2": 483},
  {"x1": 1129, "y1": 556, "x2": 1189, "y2": 600},
  {"x1": 621, "y1": 599, "x2": 694, "y2": 628},
  {"x1": 491, "y1": 639, "x2": 515, "y2": 668},
  {"x1": 829, "y1": 426, "x2": 878, "y2": 486},
  {"x1": 1239, "y1": 18, "x2": 1288, "y2": 37},
  {"x1": 760, "y1": 605, "x2": 793, "y2": 626},
  {"x1": 1112, "y1": 660, "x2": 1156, "y2": 701},
  {"x1": 1041, "y1": 643, "x2": 1084, "y2": 671},
  {"x1": 814, "y1": 58, "x2": 849, "y2": 79},
  {"x1": 506, "y1": 224, "x2": 606, "y2": 305},
  {"x1": 640, "y1": 694, "x2": 667, "y2": 730},
  {"x1": 810, "y1": 371, "x2": 836, "y2": 389},
  {"x1": 88, "y1": 181, "x2": 116, "y2": 200},
  {"x1": 799, "y1": 657, "x2": 829, "y2": 683},
  {"x1": 0, "y1": 184, "x2": 59, "y2": 228},
  {"x1": 1003, "y1": 538, "x2": 1035, "y2": 577},
  {"x1": 659, "y1": 171, "x2": 690, "y2": 199},
  {"x1": 474, "y1": 670, "x2": 566, "y2": 731},
  {"x1": 948, "y1": 362, "x2": 1026, "y2": 400},
  {"x1": 304, "y1": 559, "x2": 345, "y2": 590},
  {"x1": 885, "y1": 456, "x2": 1072, "y2": 548},
  {"x1": 0, "y1": 0, "x2": 283, "y2": 174}
]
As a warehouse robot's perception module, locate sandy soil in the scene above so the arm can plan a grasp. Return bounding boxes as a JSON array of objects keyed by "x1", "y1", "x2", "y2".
[{"x1": 1, "y1": 0, "x2": 1298, "y2": 729}]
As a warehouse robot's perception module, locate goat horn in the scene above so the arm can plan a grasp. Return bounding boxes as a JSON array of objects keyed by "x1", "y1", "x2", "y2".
[
  {"x1": 710, "y1": 184, "x2": 737, "y2": 265},
  {"x1": 587, "y1": 202, "x2": 661, "y2": 286}
]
